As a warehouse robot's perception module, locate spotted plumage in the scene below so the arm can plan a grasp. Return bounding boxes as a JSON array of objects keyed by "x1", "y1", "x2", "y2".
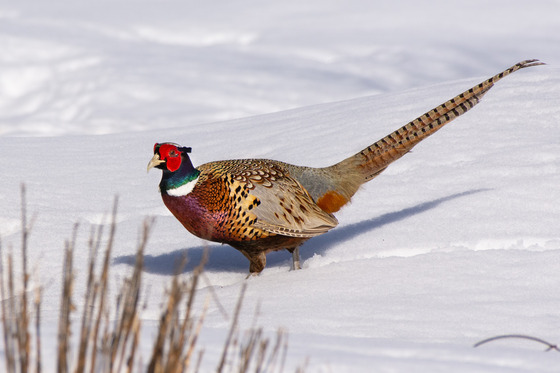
[{"x1": 148, "y1": 60, "x2": 544, "y2": 274}]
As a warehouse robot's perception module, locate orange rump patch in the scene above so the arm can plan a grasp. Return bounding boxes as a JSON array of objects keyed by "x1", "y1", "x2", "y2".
[{"x1": 316, "y1": 190, "x2": 349, "y2": 213}]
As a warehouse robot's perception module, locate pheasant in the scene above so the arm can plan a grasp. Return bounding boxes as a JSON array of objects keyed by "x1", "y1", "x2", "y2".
[{"x1": 148, "y1": 60, "x2": 543, "y2": 275}]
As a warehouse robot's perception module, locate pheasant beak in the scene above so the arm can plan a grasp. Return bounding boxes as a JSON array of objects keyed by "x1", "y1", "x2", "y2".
[{"x1": 147, "y1": 153, "x2": 165, "y2": 172}]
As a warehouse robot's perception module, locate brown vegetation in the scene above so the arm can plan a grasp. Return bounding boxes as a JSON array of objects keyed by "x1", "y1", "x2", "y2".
[{"x1": 1, "y1": 187, "x2": 299, "y2": 372}]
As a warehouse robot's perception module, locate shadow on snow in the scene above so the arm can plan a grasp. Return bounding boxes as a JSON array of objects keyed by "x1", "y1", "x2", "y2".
[{"x1": 113, "y1": 188, "x2": 488, "y2": 276}]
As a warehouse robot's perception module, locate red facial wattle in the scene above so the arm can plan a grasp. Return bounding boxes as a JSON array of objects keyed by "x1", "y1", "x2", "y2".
[{"x1": 157, "y1": 143, "x2": 182, "y2": 172}]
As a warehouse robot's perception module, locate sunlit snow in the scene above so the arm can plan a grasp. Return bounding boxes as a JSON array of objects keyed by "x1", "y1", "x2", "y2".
[{"x1": 1, "y1": 1, "x2": 559, "y2": 371}]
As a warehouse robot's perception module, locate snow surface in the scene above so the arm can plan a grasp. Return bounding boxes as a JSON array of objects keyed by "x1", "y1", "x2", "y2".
[{"x1": 1, "y1": 0, "x2": 560, "y2": 371}]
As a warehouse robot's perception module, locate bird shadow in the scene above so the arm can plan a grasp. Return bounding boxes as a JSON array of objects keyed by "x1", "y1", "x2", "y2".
[
  {"x1": 301, "y1": 188, "x2": 489, "y2": 260},
  {"x1": 113, "y1": 188, "x2": 489, "y2": 276}
]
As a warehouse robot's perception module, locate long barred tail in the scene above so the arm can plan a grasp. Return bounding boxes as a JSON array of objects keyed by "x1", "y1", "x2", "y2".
[{"x1": 335, "y1": 59, "x2": 544, "y2": 183}]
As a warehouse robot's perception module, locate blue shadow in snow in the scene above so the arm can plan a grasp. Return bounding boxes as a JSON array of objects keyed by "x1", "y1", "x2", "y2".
[
  {"x1": 113, "y1": 188, "x2": 488, "y2": 276},
  {"x1": 301, "y1": 188, "x2": 489, "y2": 261}
]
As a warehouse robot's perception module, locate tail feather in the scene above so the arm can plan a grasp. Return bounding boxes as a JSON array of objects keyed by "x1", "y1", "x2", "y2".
[
  {"x1": 335, "y1": 59, "x2": 544, "y2": 184},
  {"x1": 309, "y1": 59, "x2": 545, "y2": 213}
]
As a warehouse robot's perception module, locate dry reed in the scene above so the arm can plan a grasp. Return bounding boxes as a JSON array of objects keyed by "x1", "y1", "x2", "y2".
[{"x1": 0, "y1": 188, "x2": 300, "y2": 372}]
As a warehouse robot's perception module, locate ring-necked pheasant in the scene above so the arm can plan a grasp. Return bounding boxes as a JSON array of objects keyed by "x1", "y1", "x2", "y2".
[{"x1": 148, "y1": 60, "x2": 543, "y2": 275}]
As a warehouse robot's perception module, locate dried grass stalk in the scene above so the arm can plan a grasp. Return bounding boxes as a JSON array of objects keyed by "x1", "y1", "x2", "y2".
[{"x1": 0, "y1": 190, "x2": 301, "y2": 373}]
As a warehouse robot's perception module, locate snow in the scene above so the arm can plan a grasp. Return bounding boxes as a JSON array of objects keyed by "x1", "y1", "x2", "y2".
[{"x1": 1, "y1": 0, "x2": 560, "y2": 371}]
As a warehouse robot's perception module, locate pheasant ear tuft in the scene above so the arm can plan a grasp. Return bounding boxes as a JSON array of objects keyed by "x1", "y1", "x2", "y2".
[{"x1": 179, "y1": 146, "x2": 192, "y2": 154}]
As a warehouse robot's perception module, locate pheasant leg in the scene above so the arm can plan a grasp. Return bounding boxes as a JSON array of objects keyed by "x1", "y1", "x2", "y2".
[{"x1": 291, "y1": 247, "x2": 302, "y2": 270}]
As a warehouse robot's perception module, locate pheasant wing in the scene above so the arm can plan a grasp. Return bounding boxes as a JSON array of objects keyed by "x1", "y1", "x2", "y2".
[{"x1": 249, "y1": 175, "x2": 339, "y2": 238}]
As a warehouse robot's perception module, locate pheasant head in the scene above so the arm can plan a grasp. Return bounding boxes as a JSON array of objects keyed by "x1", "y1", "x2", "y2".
[{"x1": 147, "y1": 142, "x2": 200, "y2": 195}]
